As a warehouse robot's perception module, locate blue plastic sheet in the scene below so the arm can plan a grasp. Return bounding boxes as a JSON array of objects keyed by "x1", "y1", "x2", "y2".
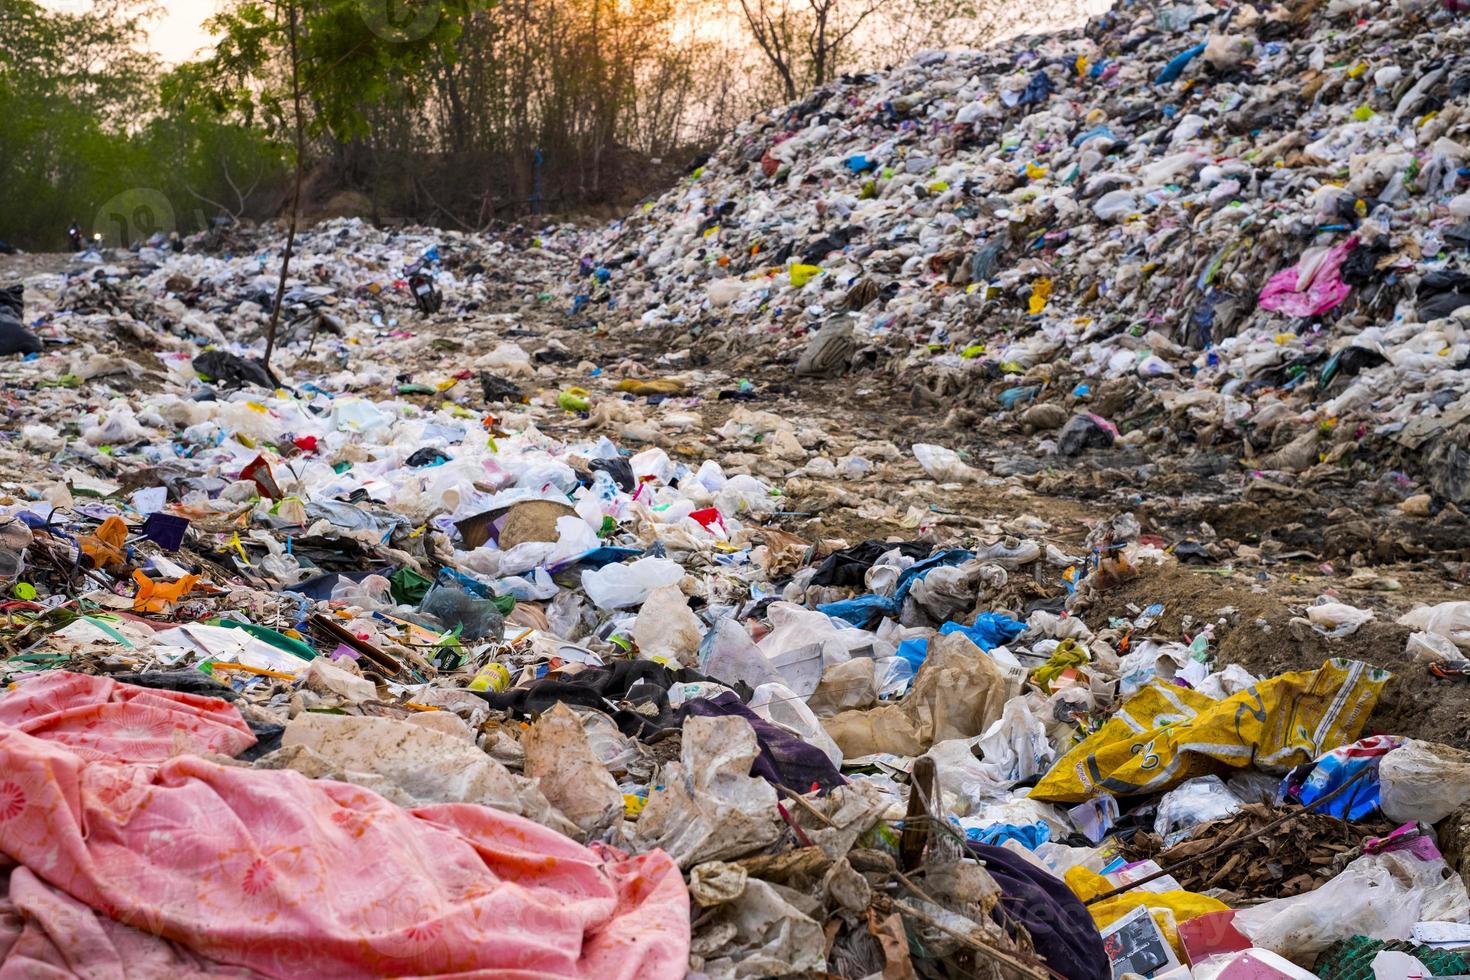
[
  {"x1": 818, "y1": 549, "x2": 974, "y2": 627},
  {"x1": 1017, "y1": 71, "x2": 1054, "y2": 105},
  {"x1": 964, "y1": 820, "x2": 1051, "y2": 850},
  {"x1": 1071, "y1": 124, "x2": 1117, "y2": 147},
  {"x1": 896, "y1": 637, "x2": 929, "y2": 671}
]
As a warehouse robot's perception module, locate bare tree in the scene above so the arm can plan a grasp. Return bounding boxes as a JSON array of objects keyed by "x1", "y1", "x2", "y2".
[
  {"x1": 805, "y1": 0, "x2": 884, "y2": 89},
  {"x1": 736, "y1": 0, "x2": 803, "y2": 100}
]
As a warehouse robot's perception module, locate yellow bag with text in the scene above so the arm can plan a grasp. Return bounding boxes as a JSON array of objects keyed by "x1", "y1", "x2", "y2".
[{"x1": 1031, "y1": 659, "x2": 1390, "y2": 803}]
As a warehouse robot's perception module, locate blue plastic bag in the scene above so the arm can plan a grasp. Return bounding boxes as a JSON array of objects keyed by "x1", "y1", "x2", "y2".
[
  {"x1": 940, "y1": 613, "x2": 1024, "y2": 652},
  {"x1": 1156, "y1": 43, "x2": 1205, "y2": 84},
  {"x1": 1282, "y1": 735, "x2": 1405, "y2": 820}
]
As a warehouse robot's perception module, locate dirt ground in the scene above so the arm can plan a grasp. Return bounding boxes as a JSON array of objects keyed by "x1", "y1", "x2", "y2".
[{"x1": 0, "y1": 252, "x2": 73, "y2": 284}]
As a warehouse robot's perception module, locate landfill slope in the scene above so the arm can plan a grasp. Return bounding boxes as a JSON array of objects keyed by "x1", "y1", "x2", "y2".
[{"x1": 579, "y1": 0, "x2": 1470, "y2": 517}]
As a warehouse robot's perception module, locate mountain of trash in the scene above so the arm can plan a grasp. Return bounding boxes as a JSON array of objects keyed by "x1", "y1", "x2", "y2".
[
  {"x1": 4, "y1": 0, "x2": 1470, "y2": 978},
  {"x1": 579, "y1": 0, "x2": 1470, "y2": 508}
]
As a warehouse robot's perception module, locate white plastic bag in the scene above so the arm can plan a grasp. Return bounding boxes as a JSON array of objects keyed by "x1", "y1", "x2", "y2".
[
  {"x1": 1380, "y1": 739, "x2": 1470, "y2": 824},
  {"x1": 925, "y1": 737, "x2": 1015, "y2": 812},
  {"x1": 633, "y1": 584, "x2": 704, "y2": 665},
  {"x1": 1304, "y1": 598, "x2": 1374, "y2": 637},
  {"x1": 700, "y1": 618, "x2": 783, "y2": 690},
  {"x1": 757, "y1": 602, "x2": 877, "y2": 696},
  {"x1": 1398, "y1": 602, "x2": 1470, "y2": 649},
  {"x1": 975, "y1": 697, "x2": 1054, "y2": 783},
  {"x1": 1092, "y1": 189, "x2": 1137, "y2": 221},
  {"x1": 912, "y1": 443, "x2": 982, "y2": 483},
  {"x1": 1235, "y1": 844, "x2": 1469, "y2": 961},
  {"x1": 580, "y1": 556, "x2": 684, "y2": 610},
  {"x1": 750, "y1": 682, "x2": 844, "y2": 768}
]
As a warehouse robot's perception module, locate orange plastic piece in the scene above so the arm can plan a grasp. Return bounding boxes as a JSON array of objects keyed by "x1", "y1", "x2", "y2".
[
  {"x1": 80, "y1": 516, "x2": 130, "y2": 570},
  {"x1": 132, "y1": 570, "x2": 201, "y2": 613}
]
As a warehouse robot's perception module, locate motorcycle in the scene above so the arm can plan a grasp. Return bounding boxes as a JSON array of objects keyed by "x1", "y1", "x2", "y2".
[{"x1": 406, "y1": 260, "x2": 443, "y2": 316}]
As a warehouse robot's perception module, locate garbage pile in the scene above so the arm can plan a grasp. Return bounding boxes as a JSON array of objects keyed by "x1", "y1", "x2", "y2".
[
  {"x1": 577, "y1": 0, "x2": 1470, "y2": 513},
  {"x1": 4, "y1": 1, "x2": 1470, "y2": 978},
  {"x1": 4, "y1": 253, "x2": 1470, "y2": 979},
  {"x1": 16, "y1": 216, "x2": 583, "y2": 365}
]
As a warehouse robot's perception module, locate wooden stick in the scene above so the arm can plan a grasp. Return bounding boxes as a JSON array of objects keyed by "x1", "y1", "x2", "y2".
[
  {"x1": 775, "y1": 783, "x2": 838, "y2": 828},
  {"x1": 886, "y1": 896, "x2": 1051, "y2": 980},
  {"x1": 901, "y1": 755, "x2": 938, "y2": 872}
]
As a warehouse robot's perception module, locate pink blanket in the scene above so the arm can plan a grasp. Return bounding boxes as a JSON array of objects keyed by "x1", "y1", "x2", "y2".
[{"x1": 0, "y1": 673, "x2": 690, "y2": 979}]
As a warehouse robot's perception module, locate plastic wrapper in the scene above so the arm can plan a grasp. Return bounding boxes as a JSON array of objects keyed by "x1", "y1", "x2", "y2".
[
  {"x1": 262, "y1": 712, "x2": 577, "y2": 837},
  {"x1": 419, "y1": 581, "x2": 506, "y2": 641},
  {"x1": 634, "y1": 715, "x2": 782, "y2": 868},
  {"x1": 823, "y1": 631, "x2": 1015, "y2": 758},
  {"x1": 1153, "y1": 775, "x2": 1242, "y2": 847},
  {"x1": 522, "y1": 703, "x2": 626, "y2": 840}
]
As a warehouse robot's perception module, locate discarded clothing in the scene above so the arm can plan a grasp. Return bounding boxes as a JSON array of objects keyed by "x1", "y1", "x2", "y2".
[
  {"x1": 972, "y1": 843, "x2": 1111, "y2": 980},
  {"x1": 680, "y1": 691, "x2": 846, "y2": 794},
  {"x1": 809, "y1": 539, "x2": 932, "y2": 588},
  {"x1": 0, "y1": 672, "x2": 691, "y2": 979}
]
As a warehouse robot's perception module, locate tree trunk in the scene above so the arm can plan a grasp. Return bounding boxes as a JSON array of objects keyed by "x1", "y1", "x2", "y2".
[{"x1": 265, "y1": 0, "x2": 306, "y2": 370}]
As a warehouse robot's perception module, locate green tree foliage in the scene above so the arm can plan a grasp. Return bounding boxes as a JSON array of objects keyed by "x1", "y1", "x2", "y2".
[
  {"x1": 202, "y1": 0, "x2": 490, "y2": 141},
  {"x1": 0, "y1": 0, "x2": 286, "y2": 250}
]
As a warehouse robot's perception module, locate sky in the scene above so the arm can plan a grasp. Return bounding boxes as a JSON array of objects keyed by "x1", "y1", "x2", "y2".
[
  {"x1": 146, "y1": 2, "x2": 219, "y2": 63},
  {"x1": 40, "y1": 0, "x2": 219, "y2": 64}
]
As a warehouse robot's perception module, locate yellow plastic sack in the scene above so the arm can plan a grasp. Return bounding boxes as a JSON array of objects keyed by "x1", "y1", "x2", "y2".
[
  {"x1": 615, "y1": 378, "x2": 686, "y2": 396},
  {"x1": 789, "y1": 263, "x2": 823, "y2": 287},
  {"x1": 1031, "y1": 659, "x2": 1390, "y2": 803},
  {"x1": 1028, "y1": 277, "x2": 1052, "y2": 314},
  {"x1": 1066, "y1": 867, "x2": 1228, "y2": 961}
]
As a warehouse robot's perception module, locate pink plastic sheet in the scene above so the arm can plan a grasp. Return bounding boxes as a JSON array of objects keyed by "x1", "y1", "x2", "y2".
[
  {"x1": 0, "y1": 673, "x2": 690, "y2": 979},
  {"x1": 1257, "y1": 237, "x2": 1357, "y2": 318}
]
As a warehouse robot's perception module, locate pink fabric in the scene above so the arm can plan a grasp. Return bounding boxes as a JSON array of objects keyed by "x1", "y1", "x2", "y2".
[
  {"x1": 0, "y1": 861, "x2": 258, "y2": 978},
  {"x1": 1257, "y1": 237, "x2": 1357, "y2": 318},
  {"x1": 0, "y1": 673, "x2": 691, "y2": 979},
  {"x1": 0, "y1": 671, "x2": 258, "y2": 762}
]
